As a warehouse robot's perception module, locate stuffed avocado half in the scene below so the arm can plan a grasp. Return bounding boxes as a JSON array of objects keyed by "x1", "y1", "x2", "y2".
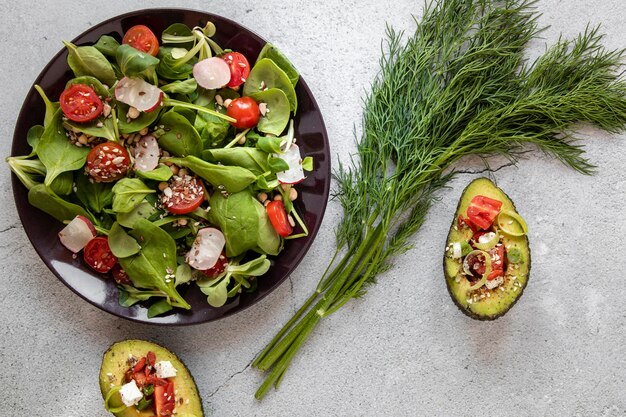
[
  {"x1": 444, "y1": 178, "x2": 530, "y2": 320},
  {"x1": 100, "y1": 340, "x2": 203, "y2": 417}
]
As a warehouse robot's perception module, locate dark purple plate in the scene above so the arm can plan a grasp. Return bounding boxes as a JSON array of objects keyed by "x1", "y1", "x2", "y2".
[{"x1": 10, "y1": 9, "x2": 330, "y2": 325}]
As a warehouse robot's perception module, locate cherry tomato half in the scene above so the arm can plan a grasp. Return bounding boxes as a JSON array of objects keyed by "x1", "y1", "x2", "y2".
[
  {"x1": 86, "y1": 142, "x2": 131, "y2": 183},
  {"x1": 161, "y1": 175, "x2": 205, "y2": 214},
  {"x1": 466, "y1": 195, "x2": 503, "y2": 230},
  {"x1": 201, "y1": 252, "x2": 228, "y2": 279},
  {"x1": 84, "y1": 237, "x2": 117, "y2": 273},
  {"x1": 59, "y1": 84, "x2": 103, "y2": 123},
  {"x1": 221, "y1": 52, "x2": 251, "y2": 88},
  {"x1": 226, "y1": 97, "x2": 260, "y2": 129},
  {"x1": 122, "y1": 25, "x2": 159, "y2": 56},
  {"x1": 266, "y1": 200, "x2": 293, "y2": 237},
  {"x1": 111, "y1": 264, "x2": 132, "y2": 285}
]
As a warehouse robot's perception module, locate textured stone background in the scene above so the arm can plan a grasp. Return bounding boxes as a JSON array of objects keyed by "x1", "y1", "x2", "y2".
[{"x1": 1, "y1": 1, "x2": 625, "y2": 416}]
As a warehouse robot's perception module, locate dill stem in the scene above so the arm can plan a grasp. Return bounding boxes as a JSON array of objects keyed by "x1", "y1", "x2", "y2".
[
  {"x1": 329, "y1": 231, "x2": 388, "y2": 314},
  {"x1": 254, "y1": 226, "x2": 387, "y2": 400},
  {"x1": 254, "y1": 224, "x2": 384, "y2": 373},
  {"x1": 252, "y1": 289, "x2": 321, "y2": 367},
  {"x1": 252, "y1": 246, "x2": 356, "y2": 368},
  {"x1": 255, "y1": 314, "x2": 322, "y2": 399}
]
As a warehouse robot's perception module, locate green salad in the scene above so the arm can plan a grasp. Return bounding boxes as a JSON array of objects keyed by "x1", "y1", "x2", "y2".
[{"x1": 8, "y1": 21, "x2": 313, "y2": 317}]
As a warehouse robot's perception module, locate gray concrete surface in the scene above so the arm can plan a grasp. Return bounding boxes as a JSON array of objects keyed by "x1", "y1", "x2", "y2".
[{"x1": 1, "y1": 1, "x2": 625, "y2": 416}]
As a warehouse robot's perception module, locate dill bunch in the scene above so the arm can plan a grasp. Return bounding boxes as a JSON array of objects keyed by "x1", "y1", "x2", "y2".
[{"x1": 253, "y1": 0, "x2": 626, "y2": 398}]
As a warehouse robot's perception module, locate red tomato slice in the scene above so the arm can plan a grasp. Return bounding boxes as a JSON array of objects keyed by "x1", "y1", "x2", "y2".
[
  {"x1": 59, "y1": 84, "x2": 103, "y2": 123},
  {"x1": 466, "y1": 195, "x2": 503, "y2": 230},
  {"x1": 133, "y1": 357, "x2": 147, "y2": 373},
  {"x1": 201, "y1": 251, "x2": 228, "y2": 279},
  {"x1": 154, "y1": 382, "x2": 176, "y2": 416},
  {"x1": 488, "y1": 244, "x2": 505, "y2": 278},
  {"x1": 86, "y1": 142, "x2": 131, "y2": 183},
  {"x1": 147, "y1": 351, "x2": 156, "y2": 367},
  {"x1": 123, "y1": 25, "x2": 159, "y2": 56},
  {"x1": 226, "y1": 97, "x2": 260, "y2": 129},
  {"x1": 111, "y1": 264, "x2": 132, "y2": 285},
  {"x1": 266, "y1": 200, "x2": 293, "y2": 237},
  {"x1": 161, "y1": 175, "x2": 205, "y2": 214},
  {"x1": 133, "y1": 371, "x2": 148, "y2": 389},
  {"x1": 84, "y1": 237, "x2": 117, "y2": 273},
  {"x1": 221, "y1": 52, "x2": 251, "y2": 88}
]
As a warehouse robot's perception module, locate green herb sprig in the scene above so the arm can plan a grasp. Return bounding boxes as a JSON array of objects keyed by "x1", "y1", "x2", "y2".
[{"x1": 252, "y1": 0, "x2": 626, "y2": 398}]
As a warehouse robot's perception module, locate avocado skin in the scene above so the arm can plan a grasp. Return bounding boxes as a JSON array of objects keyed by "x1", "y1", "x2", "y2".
[
  {"x1": 99, "y1": 339, "x2": 204, "y2": 417},
  {"x1": 443, "y1": 177, "x2": 531, "y2": 321}
]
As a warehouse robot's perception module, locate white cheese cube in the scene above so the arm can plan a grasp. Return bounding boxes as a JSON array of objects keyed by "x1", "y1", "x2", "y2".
[
  {"x1": 119, "y1": 380, "x2": 143, "y2": 407},
  {"x1": 155, "y1": 360, "x2": 177, "y2": 379}
]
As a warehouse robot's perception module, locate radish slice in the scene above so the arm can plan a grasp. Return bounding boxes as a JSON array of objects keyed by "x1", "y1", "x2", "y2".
[
  {"x1": 133, "y1": 135, "x2": 160, "y2": 172},
  {"x1": 186, "y1": 228, "x2": 226, "y2": 270},
  {"x1": 193, "y1": 57, "x2": 231, "y2": 90},
  {"x1": 276, "y1": 144, "x2": 305, "y2": 184},
  {"x1": 58, "y1": 215, "x2": 97, "y2": 253},
  {"x1": 115, "y1": 77, "x2": 164, "y2": 112}
]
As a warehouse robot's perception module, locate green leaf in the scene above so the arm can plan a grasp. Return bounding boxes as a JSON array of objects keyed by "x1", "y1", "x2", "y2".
[
  {"x1": 257, "y1": 43, "x2": 300, "y2": 87},
  {"x1": 116, "y1": 201, "x2": 158, "y2": 228},
  {"x1": 161, "y1": 23, "x2": 194, "y2": 49},
  {"x1": 199, "y1": 119, "x2": 230, "y2": 149},
  {"x1": 63, "y1": 115, "x2": 117, "y2": 142},
  {"x1": 161, "y1": 79, "x2": 198, "y2": 95},
  {"x1": 64, "y1": 41, "x2": 116, "y2": 86},
  {"x1": 49, "y1": 171, "x2": 73, "y2": 196},
  {"x1": 7, "y1": 157, "x2": 45, "y2": 190},
  {"x1": 156, "y1": 111, "x2": 202, "y2": 157},
  {"x1": 112, "y1": 178, "x2": 155, "y2": 213},
  {"x1": 118, "y1": 284, "x2": 167, "y2": 307},
  {"x1": 37, "y1": 109, "x2": 89, "y2": 186},
  {"x1": 108, "y1": 222, "x2": 141, "y2": 258},
  {"x1": 302, "y1": 156, "x2": 314, "y2": 171},
  {"x1": 33, "y1": 85, "x2": 59, "y2": 129},
  {"x1": 254, "y1": 202, "x2": 281, "y2": 256},
  {"x1": 163, "y1": 156, "x2": 256, "y2": 193},
  {"x1": 157, "y1": 47, "x2": 195, "y2": 80},
  {"x1": 249, "y1": 88, "x2": 291, "y2": 135},
  {"x1": 26, "y1": 125, "x2": 45, "y2": 155},
  {"x1": 119, "y1": 218, "x2": 189, "y2": 309},
  {"x1": 117, "y1": 102, "x2": 161, "y2": 134},
  {"x1": 229, "y1": 254, "x2": 272, "y2": 276},
  {"x1": 256, "y1": 135, "x2": 283, "y2": 153},
  {"x1": 208, "y1": 191, "x2": 264, "y2": 257},
  {"x1": 268, "y1": 156, "x2": 289, "y2": 173},
  {"x1": 94, "y1": 35, "x2": 120, "y2": 57},
  {"x1": 28, "y1": 184, "x2": 94, "y2": 223},
  {"x1": 74, "y1": 171, "x2": 114, "y2": 213},
  {"x1": 116, "y1": 44, "x2": 160, "y2": 78},
  {"x1": 255, "y1": 174, "x2": 279, "y2": 191},
  {"x1": 204, "y1": 147, "x2": 270, "y2": 175},
  {"x1": 172, "y1": 264, "x2": 192, "y2": 286},
  {"x1": 243, "y1": 58, "x2": 297, "y2": 112},
  {"x1": 135, "y1": 165, "x2": 173, "y2": 182},
  {"x1": 199, "y1": 276, "x2": 230, "y2": 307},
  {"x1": 147, "y1": 299, "x2": 174, "y2": 318}
]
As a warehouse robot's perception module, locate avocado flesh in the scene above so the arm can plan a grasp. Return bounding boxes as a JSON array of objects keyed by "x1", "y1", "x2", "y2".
[
  {"x1": 444, "y1": 178, "x2": 530, "y2": 320},
  {"x1": 99, "y1": 340, "x2": 204, "y2": 417}
]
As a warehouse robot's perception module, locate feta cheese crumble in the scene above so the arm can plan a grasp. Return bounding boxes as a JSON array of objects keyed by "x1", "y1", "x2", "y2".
[
  {"x1": 119, "y1": 380, "x2": 143, "y2": 407},
  {"x1": 155, "y1": 360, "x2": 178, "y2": 379}
]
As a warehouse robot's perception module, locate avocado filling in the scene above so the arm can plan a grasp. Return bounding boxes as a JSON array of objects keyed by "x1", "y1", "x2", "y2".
[
  {"x1": 106, "y1": 351, "x2": 179, "y2": 416},
  {"x1": 443, "y1": 178, "x2": 530, "y2": 320}
]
